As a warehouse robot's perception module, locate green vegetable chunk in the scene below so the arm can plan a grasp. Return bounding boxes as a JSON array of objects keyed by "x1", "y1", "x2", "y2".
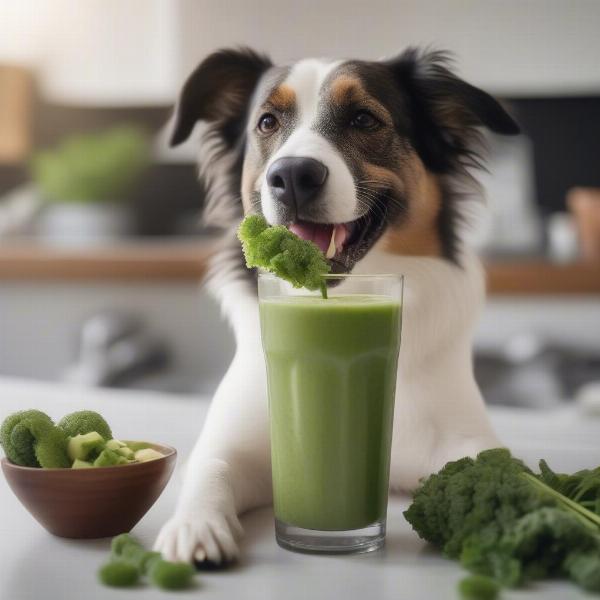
[
  {"x1": 150, "y1": 559, "x2": 195, "y2": 591},
  {"x1": 126, "y1": 441, "x2": 150, "y2": 452},
  {"x1": 71, "y1": 459, "x2": 93, "y2": 469},
  {"x1": 237, "y1": 214, "x2": 331, "y2": 294},
  {"x1": 134, "y1": 448, "x2": 164, "y2": 463},
  {"x1": 0, "y1": 410, "x2": 70, "y2": 468},
  {"x1": 58, "y1": 410, "x2": 112, "y2": 440},
  {"x1": 111, "y1": 533, "x2": 137, "y2": 557},
  {"x1": 105, "y1": 439, "x2": 126, "y2": 451},
  {"x1": 565, "y1": 550, "x2": 600, "y2": 592},
  {"x1": 458, "y1": 575, "x2": 499, "y2": 600},
  {"x1": 67, "y1": 431, "x2": 105, "y2": 461},
  {"x1": 94, "y1": 448, "x2": 128, "y2": 467},
  {"x1": 103, "y1": 533, "x2": 196, "y2": 591},
  {"x1": 117, "y1": 446, "x2": 135, "y2": 459},
  {"x1": 111, "y1": 533, "x2": 160, "y2": 573},
  {"x1": 98, "y1": 561, "x2": 139, "y2": 587}
]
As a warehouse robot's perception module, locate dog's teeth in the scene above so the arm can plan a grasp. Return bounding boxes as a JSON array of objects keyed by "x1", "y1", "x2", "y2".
[{"x1": 326, "y1": 228, "x2": 336, "y2": 259}]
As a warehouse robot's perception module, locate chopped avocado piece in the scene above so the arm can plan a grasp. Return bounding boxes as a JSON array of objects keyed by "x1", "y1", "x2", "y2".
[
  {"x1": 105, "y1": 439, "x2": 126, "y2": 451},
  {"x1": 134, "y1": 448, "x2": 164, "y2": 462},
  {"x1": 67, "y1": 431, "x2": 105, "y2": 461},
  {"x1": 71, "y1": 458, "x2": 93, "y2": 469},
  {"x1": 94, "y1": 448, "x2": 128, "y2": 467},
  {"x1": 126, "y1": 441, "x2": 150, "y2": 452},
  {"x1": 116, "y1": 446, "x2": 135, "y2": 459}
]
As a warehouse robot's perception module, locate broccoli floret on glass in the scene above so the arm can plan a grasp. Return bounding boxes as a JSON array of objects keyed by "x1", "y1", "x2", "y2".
[
  {"x1": 57, "y1": 410, "x2": 112, "y2": 441},
  {"x1": 103, "y1": 533, "x2": 195, "y2": 590},
  {"x1": 0, "y1": 410, "x2": 70, "y2": 468},
  {"x1": 237, "y1": 214, "x2": 331, "y2": 296}
]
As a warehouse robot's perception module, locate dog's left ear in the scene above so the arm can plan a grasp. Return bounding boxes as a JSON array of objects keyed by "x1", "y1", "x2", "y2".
[
  {"x1": 384, "y1": 48, "x2": 519, "y2": 172},
  {"x1": 170, "y1": 47, "x2": 272, "y2": 147}
]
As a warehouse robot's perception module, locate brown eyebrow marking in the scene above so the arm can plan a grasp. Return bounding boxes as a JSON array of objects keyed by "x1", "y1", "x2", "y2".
[
  {"x1": 266, "y1": 83, "x2": 296, "y2": 111},
  {"x1": 329, "y1": 76, "x2": 392, "y2": 121}
]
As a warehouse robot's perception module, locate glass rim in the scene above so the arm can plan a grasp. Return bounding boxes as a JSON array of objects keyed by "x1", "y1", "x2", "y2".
[{"x1": 258, "y1": 272, "x2": 403, "y2": 282}]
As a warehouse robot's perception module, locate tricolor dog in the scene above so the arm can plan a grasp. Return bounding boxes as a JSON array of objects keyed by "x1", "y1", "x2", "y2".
[{"x1": 154, "y1": 47, "x2": 520, "y2": 564}]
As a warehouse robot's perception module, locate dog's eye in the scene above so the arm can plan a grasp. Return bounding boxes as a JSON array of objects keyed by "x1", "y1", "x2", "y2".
[
  {"x1": 350, "y1": 110, "x2": 380, "y2": 130},
  {"x1": 257, "y1": 113, "x2": 279, "y2": 134}
]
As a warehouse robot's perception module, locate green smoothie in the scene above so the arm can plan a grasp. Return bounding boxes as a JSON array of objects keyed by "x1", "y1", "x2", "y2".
[{"x1": 259, "y1": 294, "x2": 401, "y2": 531}]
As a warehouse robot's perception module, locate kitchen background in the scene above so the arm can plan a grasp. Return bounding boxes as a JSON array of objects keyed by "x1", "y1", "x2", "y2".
[{"x1": 0, "y1": 0, "x2": 599, "y2": 409}]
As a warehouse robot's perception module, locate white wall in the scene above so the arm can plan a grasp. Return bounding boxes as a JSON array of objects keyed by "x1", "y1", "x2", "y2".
[
  {"x1": 1, "y1": 0, "x2": 598, "y2": 105},
  {"x1": 179, "y1": 0, "x2": 600, "y2": 96},
  {"x1": 0, "y1": 0, "x2": 180, "y2": 105}
]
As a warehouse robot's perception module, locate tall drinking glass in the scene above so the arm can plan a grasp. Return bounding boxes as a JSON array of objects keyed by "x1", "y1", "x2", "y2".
[{"x1": 258, "y1": 273, "x2": 403, "y2": 554}]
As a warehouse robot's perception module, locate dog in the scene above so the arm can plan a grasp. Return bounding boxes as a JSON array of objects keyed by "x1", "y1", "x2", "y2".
[{"x1": 154, "y1": 47, "x2": 520, "y2": 564}]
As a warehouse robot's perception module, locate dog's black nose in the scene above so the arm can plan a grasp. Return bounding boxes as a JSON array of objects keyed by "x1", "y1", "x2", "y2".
[{"x1": 266, "y1": 157, "x2": 328, "y2": 212}]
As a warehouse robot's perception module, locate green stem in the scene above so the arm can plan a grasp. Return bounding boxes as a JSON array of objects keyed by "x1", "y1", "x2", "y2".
[
  {"x1": 522, "y1": 472, "x2": 600, "y2": 531},
  {"x1": 319, "y1": 279, "x2": 328, "y2": 300}
]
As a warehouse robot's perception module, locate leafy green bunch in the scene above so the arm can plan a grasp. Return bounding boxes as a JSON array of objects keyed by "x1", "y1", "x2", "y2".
[{"x1": 404, "y1": 448, "x2": 600, "y2": 597}]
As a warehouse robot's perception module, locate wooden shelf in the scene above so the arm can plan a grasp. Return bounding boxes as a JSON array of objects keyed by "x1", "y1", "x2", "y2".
[
  {"x1": 0, "y1": 242, "x2": 213, "y2": 281},
  {"x1": 486, "y1": 259, "x2": 600, "y2": 295},
  {"x1": 0, "y1": 241, "x2": 598, "y2": 294}
]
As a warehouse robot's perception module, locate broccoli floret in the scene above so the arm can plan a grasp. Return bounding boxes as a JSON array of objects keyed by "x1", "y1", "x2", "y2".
[
  {"x1": 1, "y1": 410, "x2": 54, "y2": 466},
  {"x1": 111, "y1": 534, "x2": 160, "y2": 573},
  {"x1": 458, "y1": 575, "x2": 499, "y2": 600},
  {"x1": 237, "y1": 214, "x2": 330, "y2": 294},
  {"x1": 34, "y1": 425, "x2": 70, "y2": 468},
  {"x1": 111, "y1": 533, "x2": 137, "y2": 557},
  {"x1": 0, "y1": 410, "x2": 69, "y2": 468},
  {"x1": 565, "y1": 549, "x2": 600, "y2": 592},
  {"x1": 98, "y1": 561, "x2": 139, "y2": 587},
  {"x1": 57, "y1": 410, "x2": 112, "y2": 440},
  {"x1": 150, "y1": 559, "x2": 195, "y2": 590},
  {"x1": 404, "y1": 449, "x2": 541, "y2": 559},
  {"x1": 104, "y1": 533, "x2": 195, "y2": 590}
]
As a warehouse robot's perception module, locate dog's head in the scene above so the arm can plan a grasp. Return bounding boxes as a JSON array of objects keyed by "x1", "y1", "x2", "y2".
[{"x1": 171, "y1": 47, "x2": 519, "y2": 272}]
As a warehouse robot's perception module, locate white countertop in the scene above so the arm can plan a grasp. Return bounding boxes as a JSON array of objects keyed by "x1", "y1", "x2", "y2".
[{"x1": 1, "y1": 377, "x2": 599, "y2": 600}]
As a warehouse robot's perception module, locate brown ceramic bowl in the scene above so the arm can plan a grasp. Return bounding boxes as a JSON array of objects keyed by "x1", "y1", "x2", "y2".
[{"x1": 1, "y1": 441, "x2": 176, "y2": 539}]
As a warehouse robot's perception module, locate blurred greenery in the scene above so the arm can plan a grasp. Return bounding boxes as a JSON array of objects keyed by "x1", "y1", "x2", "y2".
[{"x1": 31, "y1": 126, "x2": 150, "y2": 204}]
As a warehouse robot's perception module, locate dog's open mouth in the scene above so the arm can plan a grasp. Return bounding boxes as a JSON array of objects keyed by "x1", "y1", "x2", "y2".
[
  {"x1": 287, "y1": 212, "x2": 385, "y2": 274},
  {"x1": 288, "y1": 222, "x2": 349, "y2": 259}
]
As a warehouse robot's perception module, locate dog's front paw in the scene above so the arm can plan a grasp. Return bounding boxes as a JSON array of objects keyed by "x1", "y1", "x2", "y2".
[{"x1": 154, "y1": 510, "x2": 244, "y2": 565}]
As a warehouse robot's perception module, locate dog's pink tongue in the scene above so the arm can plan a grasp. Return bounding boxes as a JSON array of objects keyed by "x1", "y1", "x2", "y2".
[{"x1": 289, "y1": 222, "x2": 334, "y2": 253}]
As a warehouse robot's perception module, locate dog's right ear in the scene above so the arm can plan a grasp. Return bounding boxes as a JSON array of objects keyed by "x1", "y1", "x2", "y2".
[{"x1": 170, "y1": 47, "x2": 272, "y2": 147}]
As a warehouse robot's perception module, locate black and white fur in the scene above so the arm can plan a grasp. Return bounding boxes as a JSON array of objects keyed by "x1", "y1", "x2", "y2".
[{"x1": 154, "y1": 47, "x2": 519, "y2": 564}]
